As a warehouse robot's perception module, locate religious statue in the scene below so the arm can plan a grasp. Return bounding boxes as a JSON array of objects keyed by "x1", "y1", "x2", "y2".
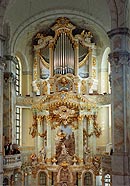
[{"x1": 39, "y1": 146, "x2": 46, "y2": 163}]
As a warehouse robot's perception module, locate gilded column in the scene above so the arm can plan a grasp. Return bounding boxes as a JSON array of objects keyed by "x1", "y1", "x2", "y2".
[
  {"x1": 108, "y1": 28, "x2": 130, "y2": 186},
  {"x1": 0, "y1": 59, "x2": 4, "y2": 186}
]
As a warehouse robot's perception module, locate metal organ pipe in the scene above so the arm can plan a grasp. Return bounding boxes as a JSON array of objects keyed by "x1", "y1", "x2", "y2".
[{"x1": 54, "y1": 32, "x2": 74, "y2": 75}]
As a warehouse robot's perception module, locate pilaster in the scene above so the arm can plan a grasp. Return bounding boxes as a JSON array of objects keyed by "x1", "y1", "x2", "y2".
[
  {"x1": 108, "y1": 27, "x2": 130, "y2": 186},
  {"x1": 78, "y1": 117, "x2": 83, "y2": 164},
  {"x1": 0, "y1": 59, "x2": 5, "y2": 186},
  {"x1": 46, "y1": 121, "x2": 52, "y2": 165}
]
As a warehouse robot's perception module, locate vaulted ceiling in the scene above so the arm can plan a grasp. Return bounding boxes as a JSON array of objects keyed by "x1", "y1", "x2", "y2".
[{"x1": 0, "y1": 0, "x2": 129, "y2": 65}]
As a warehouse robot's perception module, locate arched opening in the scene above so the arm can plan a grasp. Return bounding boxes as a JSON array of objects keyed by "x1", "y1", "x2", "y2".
[
  {"x1": 3, "y1": 177, "x2": 9, "y2": 186},
  {"x1": 84, "y1": 172, "x2": 93, "y2": 186},
  {"x1": 38, "y1": 171, "x2": 47, "y2": 186},
  {"x1": 100, "y1": 47, "x2": 111, "y2": 94},
  {"x1": 104, "y1": 173, "x2": 111, "y2": 186}
]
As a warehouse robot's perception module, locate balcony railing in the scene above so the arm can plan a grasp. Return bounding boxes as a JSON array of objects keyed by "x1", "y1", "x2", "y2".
[{"x1": 3, "y1": 154, "x2": 22, "y2": 169}]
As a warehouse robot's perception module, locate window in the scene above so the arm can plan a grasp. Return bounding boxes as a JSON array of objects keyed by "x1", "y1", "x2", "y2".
[
  {"x1": 16, "y1": 107, "x2": 21, "y2": 145},
  {"x1": 14, "y1": 172, "x2": 22, "y2": 186},
  {"x1": 84, "y1": 172, "x2": 93, "y2": 186},
  {"x1": 15, "y1": 57, "x2": 22, "y2": 145},
  {"x1": 104, "y1": 174, "x2": 111, "y2": 186},
  {"x1": 39, "y1": 172, "x2": 47, "y2": 186}
]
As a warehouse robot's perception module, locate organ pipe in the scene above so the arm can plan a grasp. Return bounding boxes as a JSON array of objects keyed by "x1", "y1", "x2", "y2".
[{"x1": 54, "y1": 32, "x2": 74, "y2": 75}]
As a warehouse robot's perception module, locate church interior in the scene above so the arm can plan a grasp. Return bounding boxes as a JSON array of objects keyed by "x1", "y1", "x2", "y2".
[{"x1": 0, "y1": 0, "x2": 130, "y2": 186}]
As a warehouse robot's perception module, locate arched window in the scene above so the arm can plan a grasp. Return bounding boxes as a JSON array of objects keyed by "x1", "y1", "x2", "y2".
[
  {"x1": 39, "y1": 172, "x2": 47, "y2": 186},
  {"x1": 3, "y1": 177, "x2": 9, "y2": 186},
  {"x1": 84, "y1": 172, "x2": 93, "y2": 186},
  {"x1": 100, "y1": 47, "x2": 111, "y2": 94},
  {"x1": 104, "y1": 173, "x2": 111, "y2": 186}
]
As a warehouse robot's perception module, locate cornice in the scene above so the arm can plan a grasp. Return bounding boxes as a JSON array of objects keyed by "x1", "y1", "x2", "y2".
[{"x1": 107, "y1": 27, "x2": 130, "y2": 39}]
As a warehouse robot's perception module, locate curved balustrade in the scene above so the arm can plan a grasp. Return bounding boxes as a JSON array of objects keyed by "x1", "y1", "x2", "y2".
[{"x1": 3, "y1": 154, "x2": 22, "y2": 169}]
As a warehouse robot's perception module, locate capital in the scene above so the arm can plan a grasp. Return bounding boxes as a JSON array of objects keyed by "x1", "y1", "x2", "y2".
[{"x1": 108, "y1": 51, "x2": 130, "y2": 67}]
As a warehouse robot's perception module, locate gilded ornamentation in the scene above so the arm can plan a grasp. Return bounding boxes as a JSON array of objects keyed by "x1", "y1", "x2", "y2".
[
  {"x1": 79, "y1": 52, "x2": 90, "y2": 67},
  {"x1": 38, "y1": 130, "x2": 47, "y2": 139},
  {"x1": 55, "y1": 75, "x2": 73, "y2": 92},
  {"x1": 81, "y1": 80, "x2": 87, "y2": 94},
  {"x1": 29, "y1": 115, "x2": 38, "y2": 138},
  {"x1": 53, "y1": 106, "x2": 75, "y2": 120},
  {"x1": 42, "y1": 81, "x2": 48, "y2": 95},
  {"x1": 83, "y1": 114, "x2": 101, "y2": 138},
  {"x1": 75, "y1": 30, "x2": 93, "y2": 47},
  {"x1": 92, "y1": 57, "x2": 96, "y2": 66},
  {"x1": 92, "y1": 69, "x2": 96, "y2": 79},
  {"x1": 34, "y1": 33, "x2": 53, "y2": 50}
]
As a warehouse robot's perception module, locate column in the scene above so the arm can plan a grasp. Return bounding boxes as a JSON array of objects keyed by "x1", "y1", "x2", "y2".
[
  {"x1": 37, "y1": 116, "x2": 44, "y2": 153},
  {"x1": 108, "y1": 28, "x2": 130, "y2": 186},
  {"x1": 78, "y1": 117, "x2": 83, "y2": 164},
  {"x1": 49, "y1": 42, "x2": 54, "y2": 77},
  {"x1": 3, "y1": 55, "x2": 16, "y2": 143},
  {"x1": 46, "y1": 120, "x2": 52, "y2": 165},
  {"x1": 74, "y1": 41, "x2": 79, "y2": 76},
  {"x1": 87, "y1": 115, "x2": 93, "y2": 154},
  {"x1": 0, "y1": 59, "x2": 4, "y2": 186}
]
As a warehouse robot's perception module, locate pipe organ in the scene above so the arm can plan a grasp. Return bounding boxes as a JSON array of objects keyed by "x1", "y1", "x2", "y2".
[{"x1": 33, "y1": 17, "x2": 98, "y2": 95}]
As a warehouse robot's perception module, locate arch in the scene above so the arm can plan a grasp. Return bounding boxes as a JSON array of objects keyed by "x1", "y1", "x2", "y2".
[
  {"x1": 3, "y1": 176, "x2": 9, "y2": 186},
  {"x1": 15, "y1": 51, "x2": 31, "y2": 72},
  {"x1": 81, "y1": 170, "x2": 94, "y2": 186},
  {"x1": 9, "y1": 9, "x2": 109, "y2": 54},
  {"x1": 103, "y1": 172, "x2": 112, "y2": 186},
  {"x1": 57, "y1": 166, "x2": 73, "y2": 185},
  {"x1": 38, "y1": 171, "x2": 47, "y2": 186},
  {"x1": 15, "y1": 52, "x2": 32, "y2": 96},
  {"x1": 83, "y1": 171, "x2": 93, "y2": 186}
]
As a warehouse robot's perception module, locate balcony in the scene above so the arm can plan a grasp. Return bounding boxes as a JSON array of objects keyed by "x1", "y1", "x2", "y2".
[{"x1": 3, "y1": 154, "x2": 22, "y2": 169}]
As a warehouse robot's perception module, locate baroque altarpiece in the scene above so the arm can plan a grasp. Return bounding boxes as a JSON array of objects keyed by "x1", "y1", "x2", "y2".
[{"x1": 16, "y1": 17, "x2": 111, "y2": 186}]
